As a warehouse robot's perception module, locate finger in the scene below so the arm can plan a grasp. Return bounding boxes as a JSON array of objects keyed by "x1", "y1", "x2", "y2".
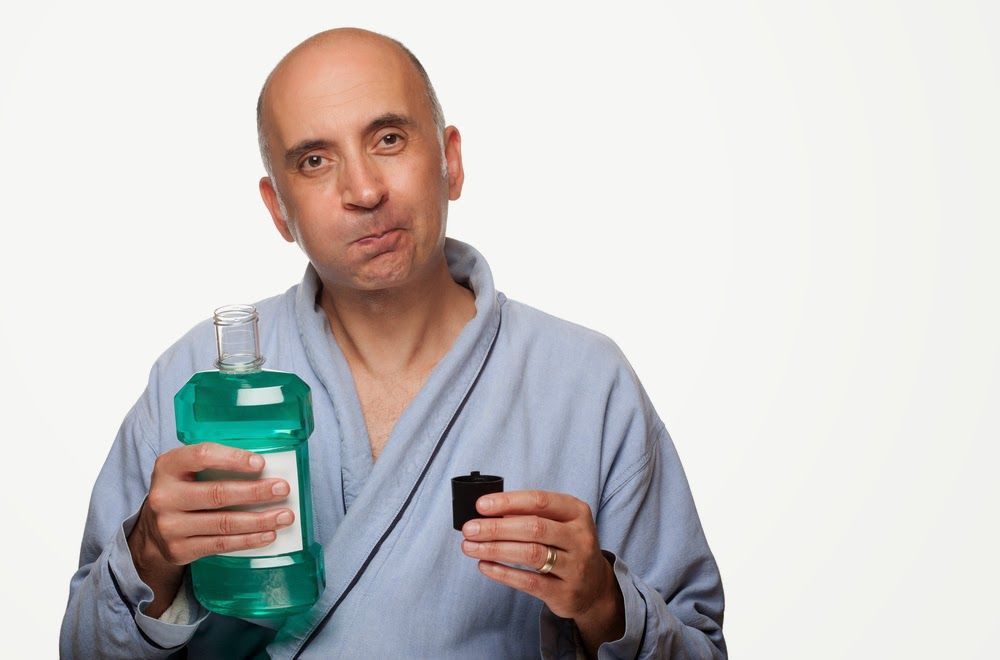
[
  {"x1": 160, "y1": 443, "x2": 265, "y2": 476},
  {"x1": 476, "y1": 490, "x2": 589, "y2": 522},
  {"x1": 462, "y1": 515, "x2": 568, "y2": 548},
  {"x1": 170, "y1": 531, "x2": 279, "y2": 564},
  {"x1": 162, "y1": 508, "x2": 295, "y2": 538},
  {"x1": 178, "y1": 478, "x2": 291, "y2": 511},
  {"x1": 462, "y1": 540, "x2": 565, "y2": 577},
  {"x1": 477, "y1": 560, "x2": 555, "y2": 601}
]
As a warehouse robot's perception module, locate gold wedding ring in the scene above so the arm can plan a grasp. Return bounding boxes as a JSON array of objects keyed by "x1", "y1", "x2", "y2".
[{"x1": 537, "y1": 545, "x2": 557, "y2": 575}]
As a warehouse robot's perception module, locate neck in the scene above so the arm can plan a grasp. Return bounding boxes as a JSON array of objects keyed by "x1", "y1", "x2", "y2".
[{"x1": 318, "y1": 253, "x2": 476, "y2": 379}]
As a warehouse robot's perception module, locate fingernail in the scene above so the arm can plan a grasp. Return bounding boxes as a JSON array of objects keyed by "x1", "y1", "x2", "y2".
[
  {"x1": 276, "y1": 511, "x2": 293, "y2": 525},
  {"x1": 272, "y1": 481, "x2": 289, "y2": 496},
  {"x1": 249, "y1": 454, "x2": 264, "y2": 469},
  {"x1": 464, "y1": 521, "x2": 480, "y2": 536},
  {"x1": 478, "y1": 497, "x2": 494, "y2": 512},
  {"x1": 463, "y1": 540, "x2": 480, "y2": 553},
  {"x1": 262, "y1": 531, "x2": 276, "y2": 542}
]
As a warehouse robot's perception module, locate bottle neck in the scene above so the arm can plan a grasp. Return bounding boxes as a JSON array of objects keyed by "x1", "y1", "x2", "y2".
[{"x1": 214, "y1": 305, "x2": 265, "y2": 373}]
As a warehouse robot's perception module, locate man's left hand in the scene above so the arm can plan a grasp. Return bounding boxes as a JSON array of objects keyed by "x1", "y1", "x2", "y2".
[{"x1": 461, "y1": 490, "x2": 625, "y2": 653}]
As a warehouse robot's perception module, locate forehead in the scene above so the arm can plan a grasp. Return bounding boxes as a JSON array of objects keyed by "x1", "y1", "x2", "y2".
[{"x1": 265, "y1": 41, "x2": 425, "y2": 148}]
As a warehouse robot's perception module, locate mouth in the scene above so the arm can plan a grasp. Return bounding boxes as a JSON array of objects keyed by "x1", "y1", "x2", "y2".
[
  {"x1": 353, "y1": 228, "x2": 403, "y2": 251},
  {"x1": 355, "y1": 228, "x2": 399, "y2": 243}
]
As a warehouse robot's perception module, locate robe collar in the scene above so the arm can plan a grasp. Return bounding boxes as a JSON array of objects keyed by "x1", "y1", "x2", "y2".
[{"x1": 272, "y1": 238, "x2": 505, "y2": 656}]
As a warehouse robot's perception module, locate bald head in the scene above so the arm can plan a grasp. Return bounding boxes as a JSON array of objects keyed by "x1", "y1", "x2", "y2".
[{"x1": 256, "y1": 28, "x2": 445, "y2": 177}]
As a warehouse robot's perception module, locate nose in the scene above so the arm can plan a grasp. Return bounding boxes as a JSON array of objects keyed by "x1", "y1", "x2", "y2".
[{"x1": 340, "y1": 154, "x2": 387, "y2": 210}]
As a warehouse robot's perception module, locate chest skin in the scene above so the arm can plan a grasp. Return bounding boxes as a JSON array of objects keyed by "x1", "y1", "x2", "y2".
[{"x1": 353, "y1": 370, "x2": 428, "y2": 460}]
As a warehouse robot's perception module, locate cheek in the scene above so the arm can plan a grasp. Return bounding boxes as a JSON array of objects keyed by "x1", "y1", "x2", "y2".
[
  {"x1": 400, "y1": 162, "x2": 447, "y2": 214},
  {"x1": 286, "y1": 184, "x2": 341, "y2": 228},
  {"x1": 395, "y1": 145, "x2": 445, "y2": 192},
  {"x1": 297, "y1": 180, "x2": 340, "y2": 213}
]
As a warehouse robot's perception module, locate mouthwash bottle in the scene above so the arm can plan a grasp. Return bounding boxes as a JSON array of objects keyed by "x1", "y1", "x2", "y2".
[{"x1": 174, "y1": 304, "x2": 325, "y2": 618}]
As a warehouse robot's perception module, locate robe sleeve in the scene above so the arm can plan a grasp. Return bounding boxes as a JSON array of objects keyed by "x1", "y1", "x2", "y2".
[
  {"x1": 59, "y1": 365, "x2": 209, "y2": 658},
  {"x1": 541, "y1": 346, "x2": 727, "y2": 660}
]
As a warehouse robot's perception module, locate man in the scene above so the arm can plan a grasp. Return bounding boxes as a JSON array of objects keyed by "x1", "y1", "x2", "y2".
[{"x1": 61, "y1": 28, "x2": 726, "y2": 659}]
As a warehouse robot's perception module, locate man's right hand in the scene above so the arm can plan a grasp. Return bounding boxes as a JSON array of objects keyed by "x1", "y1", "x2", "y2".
[{"x1": 126, "y1": 443, "x2": 296, "y2": 617}]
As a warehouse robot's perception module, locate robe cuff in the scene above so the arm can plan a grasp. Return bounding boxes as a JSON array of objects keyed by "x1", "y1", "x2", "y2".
[
  {"x1": 594, "y1": 550, "x2": 646, "y2": 659},
  {"x1": 108, "y1": 505, "x2": 208, "y2": 650},
  {"x1": 539, "y1": 550, "x2": 644, "y2": 660}
]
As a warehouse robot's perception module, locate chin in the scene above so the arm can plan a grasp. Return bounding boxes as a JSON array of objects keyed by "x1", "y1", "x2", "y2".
[{"x1": 354, "y1": 256, "x2": 415, "y2": 290}]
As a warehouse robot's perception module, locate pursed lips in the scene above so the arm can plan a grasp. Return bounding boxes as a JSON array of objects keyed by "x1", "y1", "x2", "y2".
[
  {"x1": 353, "y1": 227, "x2": 403, "y2": 247},
  {"x1": 357, "y1": 228, "x2": 397, "y2": 241}
]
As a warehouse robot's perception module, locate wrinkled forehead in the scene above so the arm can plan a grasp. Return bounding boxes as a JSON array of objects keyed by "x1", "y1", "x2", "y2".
[{"x1": 263, "y1": 43, "x2": 425, "y2": 151}]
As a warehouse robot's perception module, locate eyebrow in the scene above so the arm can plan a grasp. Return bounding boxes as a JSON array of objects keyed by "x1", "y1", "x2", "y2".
[{"x1": 283, "y1": 112, "x2": 414, "y2": 167}]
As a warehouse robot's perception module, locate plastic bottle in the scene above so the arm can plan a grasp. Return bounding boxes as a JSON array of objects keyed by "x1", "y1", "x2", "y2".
[{"x1": 174, "y1": 304, "x2": 325, "y2": 617}]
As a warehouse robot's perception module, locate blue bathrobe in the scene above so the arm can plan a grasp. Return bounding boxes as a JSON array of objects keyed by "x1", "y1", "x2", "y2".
[{"x1": 61, "y1": 239, "x2": 726, "y2": 659}]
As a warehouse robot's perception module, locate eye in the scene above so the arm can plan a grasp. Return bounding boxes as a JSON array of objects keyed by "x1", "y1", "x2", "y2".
[
  {"x1": 380, "y1": 133, "x2": 403, "y2": 147},
  {"x1": 303, "y1": 155, "x2": 325, "y2": 169}
]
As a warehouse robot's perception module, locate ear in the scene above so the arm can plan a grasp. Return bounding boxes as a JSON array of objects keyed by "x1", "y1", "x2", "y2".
[
  {"x1": 443, "y1": 126, "x2": 464, "y2": 201},
  {"x1": 259, "y1": 176, "x2": 295, "y2": 243}
]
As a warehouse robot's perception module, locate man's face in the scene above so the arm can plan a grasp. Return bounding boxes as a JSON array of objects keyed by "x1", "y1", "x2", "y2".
[{"x1": 259, "y1": 37, "x2": 463, "y2": 293}]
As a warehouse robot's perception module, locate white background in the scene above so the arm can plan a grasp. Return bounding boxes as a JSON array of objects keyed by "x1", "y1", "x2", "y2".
[{"x1": 1, "y1": 1, "x2": 997, "y2": 657}]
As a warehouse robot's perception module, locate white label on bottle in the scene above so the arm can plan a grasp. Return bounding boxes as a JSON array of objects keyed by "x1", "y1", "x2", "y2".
[
  {"x1": 200, "y1": 449, "x2": 304, "y2": 557},
  {"x1": 236, "y1": 387, "x2": 285, "y2": 406}
]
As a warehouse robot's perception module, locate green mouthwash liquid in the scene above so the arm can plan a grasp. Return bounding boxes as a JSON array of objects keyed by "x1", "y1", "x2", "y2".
[{"x1": 174, "y1": 304, "x2": 324, "y2": 618}]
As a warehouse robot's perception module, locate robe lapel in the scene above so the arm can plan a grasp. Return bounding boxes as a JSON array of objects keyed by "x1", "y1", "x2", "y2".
[{"x1": 268, "y1": 239, "x2": 504, "y2": 658}]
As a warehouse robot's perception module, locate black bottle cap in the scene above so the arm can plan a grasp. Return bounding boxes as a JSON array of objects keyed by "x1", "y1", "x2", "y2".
[{"x1": 452, "y1": 471, "x2": 504, "y2": 531}]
